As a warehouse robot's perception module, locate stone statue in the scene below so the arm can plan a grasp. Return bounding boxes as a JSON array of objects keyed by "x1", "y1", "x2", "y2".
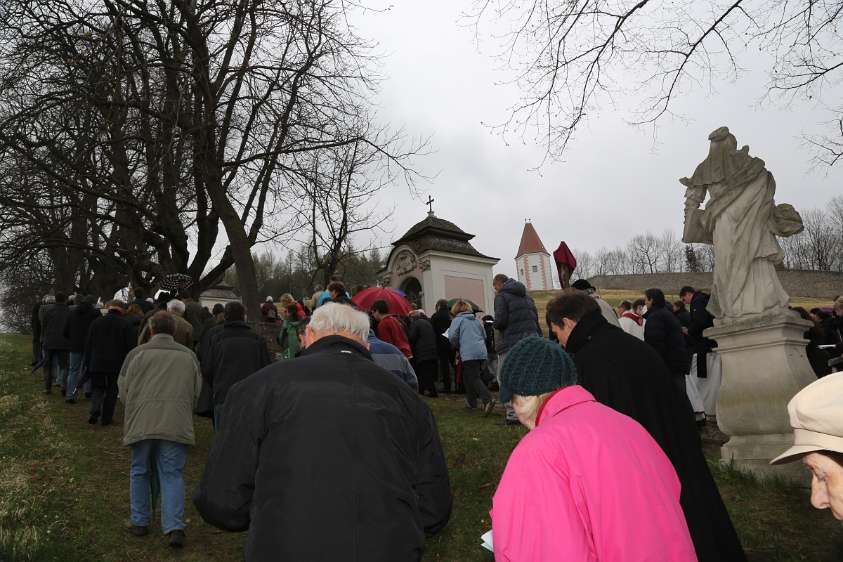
[{"x1": 680, "y1": 127, "x2": 804, "y2": 323}]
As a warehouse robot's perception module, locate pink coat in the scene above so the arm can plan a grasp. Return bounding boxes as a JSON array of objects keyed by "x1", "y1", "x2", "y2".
[{"x1": 491, "y1": 386, "x2": 697, "y2": 561}]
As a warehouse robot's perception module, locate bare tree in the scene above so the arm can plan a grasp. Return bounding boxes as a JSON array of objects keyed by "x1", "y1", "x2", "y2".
[
  {"x1": 471, "y1": 1, "x2": 843, "y2": 161},
  {"x1": 658, "y1": 230, "x2": 684, "y2": 272},
  {"x1": 628, "y1": 233, "x2": 662, "y2": 274}
]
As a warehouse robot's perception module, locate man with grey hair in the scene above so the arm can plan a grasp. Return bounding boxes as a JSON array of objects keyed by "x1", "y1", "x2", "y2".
[
  {"x1": 138, "y1": 299, "x2": 193, "y2": 348},
  {"x1": 195, "y1": 303, "x2": 452, "y2": 561}
]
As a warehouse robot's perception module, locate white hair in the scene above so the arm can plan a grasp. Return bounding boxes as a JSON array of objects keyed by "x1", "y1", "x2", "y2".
[
  {"x1": 309, "y1": 302, "x2": 369, "y2": 342},
  {"x1": 167, "y1": 299, "x2": 186, "y2": 315}
]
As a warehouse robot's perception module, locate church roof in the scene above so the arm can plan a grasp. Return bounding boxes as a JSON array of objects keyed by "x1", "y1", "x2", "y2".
[
  {"x1": 392, "y1": 213, "x2": 496, "y2": 260},
  {"x1": 516, "y1": 222, "x2": 549, "y2": 258}
]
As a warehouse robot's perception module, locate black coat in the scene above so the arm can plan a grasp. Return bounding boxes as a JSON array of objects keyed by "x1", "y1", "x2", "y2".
[
  {"x1": 408, "y1": 317, "x2": 438, "y2": 363},
  {"x1": 493, "y1": 279, "x2": 541, "y2": 353},
  {"x1": 201, "y1": 321, "x2": 271, "y2": 406},
  {"x1": 31, "y1": 303, "x2": 41, "y2": 341},
  {"x1": 430, "y1": 308, "x2": 451, "y2": 353},
  {"x1": 644, "y1": 305, "x2": 691, "y2": 376},
  {"x1": 42, "y1": 303, "x2": 72, "y2": 351},
  {"x1": 194, "y1": 336, "x2": 452, "y2": 562},
  {"x1": 63, "y1": 303, "x2": 102, "y2": 353},
  {"x1": 85, "y1": 310, "x2": 135, "y2": 375},
  {"x1": 688, "y1": 292, "x2": 716, "y2": 354},
  {"x1": 566, "y1": 312, "x2": 745, "y2": 562}
]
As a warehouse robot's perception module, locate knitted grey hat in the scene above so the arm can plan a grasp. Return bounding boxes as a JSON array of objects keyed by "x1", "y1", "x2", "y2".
[{"x1": 499, "y1": 336, "x2": 578, "y2": 404}]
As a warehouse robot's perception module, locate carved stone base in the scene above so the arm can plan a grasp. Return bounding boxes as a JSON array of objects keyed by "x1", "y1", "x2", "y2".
[{"x1": 706, "y1": 312, "x2": 816, "y2": 483}]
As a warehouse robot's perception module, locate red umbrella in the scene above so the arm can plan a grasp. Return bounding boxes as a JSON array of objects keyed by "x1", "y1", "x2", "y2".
[{"x1": 352, "y1": 287, "x2": 413, "y2": 316}]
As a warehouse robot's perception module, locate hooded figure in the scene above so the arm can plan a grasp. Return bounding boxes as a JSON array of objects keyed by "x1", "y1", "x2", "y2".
[{"x1": 680, "y1": 127, "x2": 803, "y2": 321}]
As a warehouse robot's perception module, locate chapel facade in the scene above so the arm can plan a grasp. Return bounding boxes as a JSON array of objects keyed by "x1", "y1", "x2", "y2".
[{"x1": 382, "y1": 211, "x2": 499, "y2": 314}]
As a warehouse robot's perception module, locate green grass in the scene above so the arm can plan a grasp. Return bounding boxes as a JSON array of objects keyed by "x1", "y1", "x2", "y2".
[{"x1": 1, "y1": 334, "x2": 841, "y2": 561}]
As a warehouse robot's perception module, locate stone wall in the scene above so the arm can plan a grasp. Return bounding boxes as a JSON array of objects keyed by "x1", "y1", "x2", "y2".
[{"x1": 588, "y1": 270, "x2": 843, "y2": 299}]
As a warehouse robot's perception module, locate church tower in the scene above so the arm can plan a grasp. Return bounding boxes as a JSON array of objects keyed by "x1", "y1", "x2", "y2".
[{"x1": 515, "y1": 222, "x2": 553, "y2": 291}]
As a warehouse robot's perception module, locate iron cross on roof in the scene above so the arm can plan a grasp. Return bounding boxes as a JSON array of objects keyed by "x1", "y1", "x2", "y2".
[{"x1": 426, "y1": 195, "x2": 435, "y2": 215}]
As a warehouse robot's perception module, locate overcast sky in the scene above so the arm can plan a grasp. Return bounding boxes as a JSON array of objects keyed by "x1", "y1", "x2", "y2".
[{"x1": 344, "y1": 1, "x2": 843, "y2": 279}]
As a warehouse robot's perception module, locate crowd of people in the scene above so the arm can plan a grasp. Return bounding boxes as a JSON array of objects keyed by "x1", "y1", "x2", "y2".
[{"x1": 27, "y1": 277, "x2": 843, "y2": 560}]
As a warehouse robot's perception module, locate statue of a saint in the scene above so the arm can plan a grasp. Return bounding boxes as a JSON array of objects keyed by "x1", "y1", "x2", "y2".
[{"x1": 680, "y1": 127, "x2": 803, "y2": 323}]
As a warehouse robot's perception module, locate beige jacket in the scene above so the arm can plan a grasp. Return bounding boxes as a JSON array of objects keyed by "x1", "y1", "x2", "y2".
[
  {"x1": 118, "y1": 334, "x2": 202, "y2": 446},
  {"x1": 137, "y1": 313, "x2": 194, "y2": 349}
]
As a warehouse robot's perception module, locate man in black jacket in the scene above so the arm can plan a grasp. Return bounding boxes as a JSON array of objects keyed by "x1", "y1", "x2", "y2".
[
  {"x1": 493, "y1": 274, "x2": 541, "y2": 423},
  {"x1": 41, "y1": 292, "x2": 72, "y2": 394},
  {"x1": 430, "y1": 300, "x2": 453, "y2": 392},
  {"x1": 680, "y1": 286, "x2": 716, "y2": 376},
  {"x1": 85, "y1": 301, "x2": 135, "y2": 425},
  {"x1": 546, "y1": 293, "x2": 745, "y2": 562},
  {"x1": 62, "y1": 295, "x2": 101, "y2": 403},
  {"x1": 643, "y1": 288, "x2": 691, "y2": 388},
  {"x1": 195, "y1": 302, "x2": 452, "y2": 562},
  {"x1": 408, "y1": 310, "x2": 439, "y2": 398},
  {"x1": 201, "y1": 301, "x2": 270, "y2": 428}
]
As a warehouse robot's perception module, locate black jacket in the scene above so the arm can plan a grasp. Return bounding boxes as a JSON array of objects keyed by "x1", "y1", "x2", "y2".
[
  {"x1": 194, "y1": 336, "x2": 452, "y2": 562},
  {"x1": 493, "y1": 279, "x2": 541, "y2": 353},
  {"x1": 41, "y1": 303, "x2": 72, "y2": 351},
  {"x1": 687, "y1": 292, "x2": 716, "y2": 354},
  {"x1": 430, "y1": 308, "x2": 452, "y2": 353},
  {"x1": 408, "y1": 317, "x2": 438, "y2": 363},
  {"x1": 201, "y1": 321, "x2": 271, "y2": 406},
  {"x1": 644, "y1": 305, "x2": 691, "y2": 376},
  {"x1": 566, "y1": 312, "x2": 745, "y2": 562},
  {"x1": 85, "y1": 310, "x2": 135, "y2": 374},
  {"x1": 31, "y1": 303, "x2": 41, "y2": 341},
  {"x1": 63, "y1": 303, "x2": 102, "y2": 353}
]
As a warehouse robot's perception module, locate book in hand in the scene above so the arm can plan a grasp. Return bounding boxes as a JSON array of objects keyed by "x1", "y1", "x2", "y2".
[{"x1": 480, "y1": 530, "x2": 493, "y2": 553}]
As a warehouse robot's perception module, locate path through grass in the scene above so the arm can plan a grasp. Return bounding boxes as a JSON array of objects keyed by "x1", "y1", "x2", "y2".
[{"x1": 1, "y1": 334, "x2": 841, "y2": 561}]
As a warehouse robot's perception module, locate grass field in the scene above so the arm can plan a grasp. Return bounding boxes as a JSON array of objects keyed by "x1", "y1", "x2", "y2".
[{"x1": 1, "y1": 334, "x2": 842, "y2": 561}]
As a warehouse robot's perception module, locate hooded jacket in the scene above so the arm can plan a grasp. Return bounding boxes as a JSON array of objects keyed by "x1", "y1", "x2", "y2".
[
  {"x1": 449, "y1": 312, "x2": 488, "y2": 361},
  {"x1": 493, "y1": 279, "x2": 541, "y2": 353},
  {"x1": 491, "y1": 386, "x2": 695, "y2": 562},
  {"x1": 565, "y1": 311, "x2": 746, "y2": 562},
  {"x1": 194, "y1": 336, "x2": 452, "y2": 561}
]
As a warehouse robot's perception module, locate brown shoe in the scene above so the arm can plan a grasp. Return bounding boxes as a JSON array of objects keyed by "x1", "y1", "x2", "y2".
[
  {"x1": 168, "y1": 530, "x2": 185, "y2": 548},
  {"x1": 128, "y1": 525, "x2": 148, "y2": 537}
]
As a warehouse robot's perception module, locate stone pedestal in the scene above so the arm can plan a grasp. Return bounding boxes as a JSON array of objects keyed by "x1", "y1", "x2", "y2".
[{"x1": 706, "y1": 312, "x2": 816, "y2": 482}]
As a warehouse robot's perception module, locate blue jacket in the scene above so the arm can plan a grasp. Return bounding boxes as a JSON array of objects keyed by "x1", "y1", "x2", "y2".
[
  {"x1": 367, "y1": 332, "x2": 418, "y2": 390},
  {"x1": 448, "y1": 312, "x2": 488, "y2": 361}
]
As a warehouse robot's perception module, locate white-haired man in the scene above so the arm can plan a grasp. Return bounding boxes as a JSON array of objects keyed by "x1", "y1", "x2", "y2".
[
  {"x1": 138, "y1": 299, "x2": 194, "y2": 348},
  {"x1": 195, "y1": 303, "x2": 452, "y2": 561}
]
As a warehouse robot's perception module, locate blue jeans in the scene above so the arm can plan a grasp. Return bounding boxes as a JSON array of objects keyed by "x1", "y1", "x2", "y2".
[
  {"x1": 130, "y1": 440, "x2": 187, "y2": 533},
  {"x1": 66, "y1": 352, "x2": 83, "y2": 399}
]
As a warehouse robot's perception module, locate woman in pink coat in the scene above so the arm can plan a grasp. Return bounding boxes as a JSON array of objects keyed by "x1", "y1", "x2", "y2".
[{"x1": 491, "y1": 336, "x2": 697, "y2": 561}]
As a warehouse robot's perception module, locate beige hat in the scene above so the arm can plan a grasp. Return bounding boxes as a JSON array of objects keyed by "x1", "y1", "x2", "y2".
[{"x1": 771, "y1": 373, "x2": 843, "y2": 465}]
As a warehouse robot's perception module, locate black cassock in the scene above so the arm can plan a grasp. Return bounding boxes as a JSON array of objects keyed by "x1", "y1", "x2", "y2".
[{"x1": 566, "y1": 311, "x2": 746, "y2": 562}]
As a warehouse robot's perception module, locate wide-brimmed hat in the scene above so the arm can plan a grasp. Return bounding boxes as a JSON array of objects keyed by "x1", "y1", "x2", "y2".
[{"x1": 770, "y1": 373, "x2": 843, "y2": 465}]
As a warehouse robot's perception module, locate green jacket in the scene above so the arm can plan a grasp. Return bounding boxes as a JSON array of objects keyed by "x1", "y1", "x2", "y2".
[{"x1": 118, "y1": 333, "x2": 202, "y2": 446}]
